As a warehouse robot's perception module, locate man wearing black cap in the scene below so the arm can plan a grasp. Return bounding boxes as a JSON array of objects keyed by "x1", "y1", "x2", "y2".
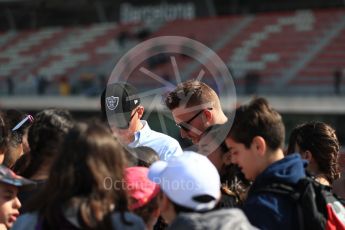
[{"x1": 101, "y1": 82, "x2": 183, "y2": 161}]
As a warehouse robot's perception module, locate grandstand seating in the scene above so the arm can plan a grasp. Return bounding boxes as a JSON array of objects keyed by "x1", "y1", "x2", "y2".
[
  {"x1": 219, "y1": 9, "x2": 345, "y2": 92},
  {"x1": 0, "y1": 8, "x2": 345, "y2": 95},
  {"x1": 291, "y1": 23, "x2": 345, "y2": 86},
  {"x1": 0, "y1": 23, "x2": 140, "y2": 93},
  {"x1": 123, "y1": 17, "x2": 242, "y2": 89}
]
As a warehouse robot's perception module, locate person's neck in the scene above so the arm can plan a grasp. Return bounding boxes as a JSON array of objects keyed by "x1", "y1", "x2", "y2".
[
  {"x1": 264, "y1": 149, "x2": 285, "y2": 169},
  {"x1": 125, "y1": 120, "x2": 144, "y2": 144},
  {"x1": 253, "y1": 149, "x2": 285, "y2": 180},
  {"x1": 134, "y1": 120, "x2": 144, "y2": 132},
  {"x1": 314, "y1": 174, "x2": 331, "y2": 186}
]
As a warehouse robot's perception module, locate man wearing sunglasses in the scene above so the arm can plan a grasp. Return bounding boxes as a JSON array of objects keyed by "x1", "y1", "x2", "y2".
[
  {"x1": 101, "y1": 82, "x2": 183, "y2": 161},
  {"x1": 165, "y1": 80, "x2": 228, "y2": 145}
]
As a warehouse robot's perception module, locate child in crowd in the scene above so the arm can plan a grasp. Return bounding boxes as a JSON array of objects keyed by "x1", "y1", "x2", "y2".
[
  {"x1": 125, "y1": 167, "x2": 161, "y2": 229},
  {"x1": 225, "y1": 97, "x2": 306, "y2": 229},
  {"x1": 0, "y1": 165, "x2": 35, "y2": 230},
  {"x1": 127, "y1": 148, "x2": 167, "y2": 230}
]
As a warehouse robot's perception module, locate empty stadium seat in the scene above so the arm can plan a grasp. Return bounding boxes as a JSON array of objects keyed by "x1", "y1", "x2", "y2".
[{"x1": 1, "y1": 8, "x2": 344, "y2": 95}]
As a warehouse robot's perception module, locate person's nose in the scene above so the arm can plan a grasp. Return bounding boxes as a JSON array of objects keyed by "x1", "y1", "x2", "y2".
[
  {"x1": 13, "y1": 197, "x2": 21, "y2": 209},
  {"x1": 230, "y1": 154, "x2": 237, "y2": 164}
]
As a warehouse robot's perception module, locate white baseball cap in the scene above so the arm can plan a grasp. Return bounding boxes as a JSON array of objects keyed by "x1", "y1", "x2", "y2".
[{"x1": 148, "y1": 151, "x2": 221, "y2": 211}]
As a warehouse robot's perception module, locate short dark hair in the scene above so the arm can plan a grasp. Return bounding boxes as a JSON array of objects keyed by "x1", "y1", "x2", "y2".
[
  {"x1": 228, "y1": 97, "x2": 285, "y2": 151},
  {"x1": 287, "y1": 122, "x2": 340, "y2": 183},
  {"x1": 133, "y1": 146, "x2": 159, "y2": 167},
  {"x1": 168, "y1": 195, "x2": 215, "y2": 214}
]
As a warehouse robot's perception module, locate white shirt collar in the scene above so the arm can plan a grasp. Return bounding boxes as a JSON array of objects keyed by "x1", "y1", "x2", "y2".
[{"x1": 131, "y1": 120, "x2": 150, "y2": 145}]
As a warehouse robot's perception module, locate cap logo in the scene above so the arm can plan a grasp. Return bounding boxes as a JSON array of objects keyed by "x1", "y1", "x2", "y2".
[
  {"x1": 134, "y1": 99, "x2": 139, "y2": 105},
  {"x1": 106, "y1": 96, "x2": 119, "y2": 110}
]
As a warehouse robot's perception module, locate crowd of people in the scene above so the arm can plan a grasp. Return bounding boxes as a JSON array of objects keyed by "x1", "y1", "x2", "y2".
[{"x1": 0, "y1": 79, "x2": 344, "y2": 229}]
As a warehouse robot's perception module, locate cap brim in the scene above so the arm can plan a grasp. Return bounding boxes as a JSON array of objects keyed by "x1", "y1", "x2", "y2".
[{"x1": 0, "y1": 177, "x2": 36, "y2": 188}]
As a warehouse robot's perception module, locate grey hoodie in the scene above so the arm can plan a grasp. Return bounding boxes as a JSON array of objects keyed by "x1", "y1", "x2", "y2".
[{"x1": 168, "y1": 208, "x2": 257, "y2": 230}]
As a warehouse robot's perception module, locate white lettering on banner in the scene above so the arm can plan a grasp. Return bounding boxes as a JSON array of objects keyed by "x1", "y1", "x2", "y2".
[{"x1": 120, "y1": 3, "x2": 195, "y2": 23}]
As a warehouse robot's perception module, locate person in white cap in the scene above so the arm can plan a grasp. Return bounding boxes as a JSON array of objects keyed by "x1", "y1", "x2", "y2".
[{"x1": 148, "y1": 151, "x2": 256, "y2": 230}]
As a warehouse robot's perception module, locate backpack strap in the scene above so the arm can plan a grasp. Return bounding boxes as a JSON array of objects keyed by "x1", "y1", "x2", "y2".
[{"x1": 255, "y1": 178, "x2": 327, "y2": 230}]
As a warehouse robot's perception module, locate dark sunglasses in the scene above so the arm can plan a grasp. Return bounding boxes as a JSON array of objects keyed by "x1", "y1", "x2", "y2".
[
  {"x1": 176, "y1": 108, "x2": 213, "y2": 132},
  {"x1": 12, "y1": 114, "x2": 34, "y2": 131}
]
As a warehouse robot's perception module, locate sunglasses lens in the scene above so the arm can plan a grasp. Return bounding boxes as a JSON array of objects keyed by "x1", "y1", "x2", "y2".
[{"x1": 182, "y1": 126, "x2": 190, "y2": 132}]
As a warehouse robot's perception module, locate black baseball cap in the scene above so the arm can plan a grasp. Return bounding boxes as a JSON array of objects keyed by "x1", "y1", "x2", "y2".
[{"x1": 102, "y1": 82, "x2": 141, "y2": 129}]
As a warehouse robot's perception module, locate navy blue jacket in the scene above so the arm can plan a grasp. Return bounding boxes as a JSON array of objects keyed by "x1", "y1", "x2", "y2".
[{"x1": 243, "y1": 154, "x2": 307, "y2": 230}]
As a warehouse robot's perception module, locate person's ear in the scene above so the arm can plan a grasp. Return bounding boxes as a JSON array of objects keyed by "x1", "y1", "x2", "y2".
[
  {"x1": 202, "y1": 109, "x2": 213, "y2": 123},
  {"x1": 303, "y1": 150, "x2": 313, "y2": 161},
  {"x1": 136, "y1": 106, "x2": 144, "y2": 119},
  {"x1": 252, "y1": 136, "x2": 266, "y2": 156}
]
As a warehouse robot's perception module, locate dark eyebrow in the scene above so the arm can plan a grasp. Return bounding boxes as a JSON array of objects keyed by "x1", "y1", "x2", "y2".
[{"x1": 3, "y1": 189, "x2": 15, "y2": 195}]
